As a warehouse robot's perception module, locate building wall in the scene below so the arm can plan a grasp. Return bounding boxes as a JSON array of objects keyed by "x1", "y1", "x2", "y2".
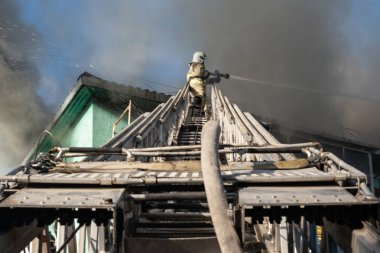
[
  {"x1": 23, "y1": 82, "x2": 164, "y2": 164},
  {"x1": 92, "y1": 102, "x2": 129, "y2": 147},
  {"x1": 55, "y1": 102, "x2": 130, "y2": 162},
  {"x1": 57, "y1": 103, "x2": 94, "y2": 162},
  {"x1": 66, "y1": 103, "x2": 94, "y2": 148},
  {"x1": 55, "y1": 102, "x2": 131, "y2": 149}
]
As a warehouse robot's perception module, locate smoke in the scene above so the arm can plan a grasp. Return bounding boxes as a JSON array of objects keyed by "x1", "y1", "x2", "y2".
[
  {"x1": 81, "y1": 1, "x2": 380, "y2": 147},
  {"x1": 1, "y1": 0, "x2": 380, "y2": 172},
  {"x1": 209, "y1": 1, "x2": 380, "y2": 147},
  {"x1": 0, "y1": 1, "x2": 50, "y2": 171}
]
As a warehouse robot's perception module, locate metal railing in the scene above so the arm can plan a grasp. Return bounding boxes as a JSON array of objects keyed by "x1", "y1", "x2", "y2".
[
  {"x1": 210, "y1": 85, "x2": 295, "y2": 162},
  {"x1": 90, "y1": 85, "x2": 190, "y2": 161}
]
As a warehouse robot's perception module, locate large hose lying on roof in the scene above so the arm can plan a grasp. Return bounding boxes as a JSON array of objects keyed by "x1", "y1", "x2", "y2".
[{"x1": 201, "y1": 121, "x2": 243, "y2": 253}]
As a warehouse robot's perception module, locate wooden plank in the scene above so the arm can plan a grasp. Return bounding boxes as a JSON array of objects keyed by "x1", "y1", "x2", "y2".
[{"x1": 53, "y1": 159, "x2": 310, "y2": 172}]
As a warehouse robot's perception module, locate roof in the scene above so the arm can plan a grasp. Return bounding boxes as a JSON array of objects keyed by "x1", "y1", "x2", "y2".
[
  {"x1": 50, "y1": 72, "x2": 170, "y2": 130},
  {"x1": 23, "y1": 72, "x2": 171, "y2": 163}
]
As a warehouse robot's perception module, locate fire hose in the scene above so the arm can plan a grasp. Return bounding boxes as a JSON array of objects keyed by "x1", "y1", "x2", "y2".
[{"x1": 201, "y1": 121, "x2": 243, "y2": 253}]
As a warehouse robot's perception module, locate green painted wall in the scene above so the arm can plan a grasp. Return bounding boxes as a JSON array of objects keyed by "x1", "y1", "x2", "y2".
[
  {"x1": 92, "y1": 103, "x2": 129, "y2": 147},
  {"x1": 57, "y1": 101, "x2": 131, "y2": 149},
  {"x1": 65, "y1": 103, "x2": 94, "y2": 148},
  {"x1": 60, "y1": 103, "x2": 93, "y2": 162},
  {"x1": 26, "y1": 84, "x2": 162, "y2": 163},
  {"x1": 57, "y1": 102, "x2": 130, "y2": 161}
]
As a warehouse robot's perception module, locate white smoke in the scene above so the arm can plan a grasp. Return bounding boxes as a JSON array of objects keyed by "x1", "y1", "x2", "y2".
[{"x1": 0, "y1": 1, "x2": 50, "y2": 172}]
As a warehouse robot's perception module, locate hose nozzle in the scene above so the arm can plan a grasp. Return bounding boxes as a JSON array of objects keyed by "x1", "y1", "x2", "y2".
[{"x1": 214, "y1": 70, "x2": 230, "y2": 79}]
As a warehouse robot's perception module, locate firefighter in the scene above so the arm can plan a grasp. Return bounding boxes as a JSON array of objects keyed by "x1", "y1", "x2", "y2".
[{"x1": 187, "y1": 51, "x2": 210, "y2": 108}]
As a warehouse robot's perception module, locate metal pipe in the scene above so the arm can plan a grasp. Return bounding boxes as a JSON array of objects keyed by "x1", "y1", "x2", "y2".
[
  {"x1": 247, "y1": 142, "x2": 320, "y2": 151},
  {"x1": 61, "y1": 152, "x2": 122, "y2": 158},
  {"x1": 129, "y1": 192, "x2": 206, "y2": 200},
  {"x1": 112, "y1": 100, "x2": 132, "y2": 137},
  {"x1": 66, "y1": 147, "x2": 122, "y2": 153},
  {"x1": 130, "y1": 151, "x2": 200, "y2": 157},
  {"x1": 127, "y1": 145, "x2": 315, "y2": 157},
  {"x1": 129, "y1": 149, "x2": 273, "y2": 157},
  {"x1": 325, "y1": 160, "x2": 338, "y2": 173},
  {"x1": 144, "y1": 202, "x2": 209, "y2": 209},
  {"x1": 359, "y1": 182, "x2": 374, "y2": 197},
  {"x1": 54, "y1": 142, "x2": 320, "y2": 158},
  {"x1": 201, "y1": 121, "x2": 243, "y2": 253},
  {"x1": 308, "y1": 147, "x2": 321, "y2": 155},
  {"x1": 0, "y1": 175, "x2": 143, "y2": 185},
  {"x1": 129, "y1": 145, "x2": 200, "y2": 152},
  {"x1": 322, "y1": 152, "x2": 367, "y2": 179},
  {"x1": 302, "y1": 148, "x2": 312, "y2": 158},
  {"x1": 127, "y1": 142, "x2": 319, "y2": 151},
  {"x1": 308, "y1": 147, "x2": 367, "y2": 180},
  {"x1": 140, "y1": 212, "x2": 211, "y2": 219},
  {"x1": 0, "y1": 171, "x2": 343, "y2": 186}
]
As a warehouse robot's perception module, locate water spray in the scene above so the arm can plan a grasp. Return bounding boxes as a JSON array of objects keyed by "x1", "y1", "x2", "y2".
[
  {"x1": 230, "y1": 74, "x2": 318, "y2": 93},
  {"x1": 229, "y1": 74, "x2": 379, "y2": 103}
]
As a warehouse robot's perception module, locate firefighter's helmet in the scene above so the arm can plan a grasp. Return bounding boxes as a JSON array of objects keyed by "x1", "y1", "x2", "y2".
[{"x1": 192, "y1": 51, "x2": 207, "y2": 64}]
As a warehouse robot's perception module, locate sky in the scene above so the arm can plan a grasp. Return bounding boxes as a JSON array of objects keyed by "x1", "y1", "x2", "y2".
[{"x1": 0, "y1": 0, "x2": 380, "y2": 171}]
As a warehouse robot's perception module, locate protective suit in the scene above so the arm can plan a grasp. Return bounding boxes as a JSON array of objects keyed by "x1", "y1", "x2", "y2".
[{"x1": 187, "y1": 52, "x2": 210, "y2": 108}]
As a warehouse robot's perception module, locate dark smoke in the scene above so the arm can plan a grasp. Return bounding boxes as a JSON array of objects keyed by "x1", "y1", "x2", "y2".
[
  {"x1": 1, "y1": 1, "x2": 379, "y2": 173},
  {"x1": 76, "y1": 1, "x2": 380, "y2": 147},
  {"x1": 205, "y1": 1, "x2": 380, "y2": 147},
  {"x1": 0, "y1": 1, "x2": 50, "y2": 171}
]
